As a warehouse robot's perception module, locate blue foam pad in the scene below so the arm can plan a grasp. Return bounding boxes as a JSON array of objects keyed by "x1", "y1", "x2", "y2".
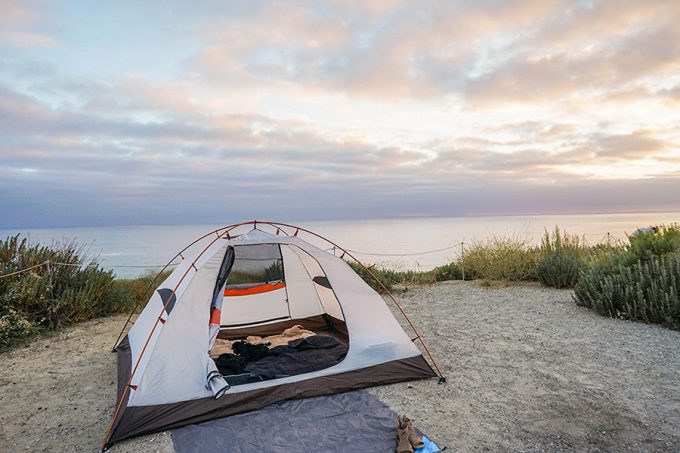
[{"x1": 415, "y1": 435, "x2": 441, "y2": 453}]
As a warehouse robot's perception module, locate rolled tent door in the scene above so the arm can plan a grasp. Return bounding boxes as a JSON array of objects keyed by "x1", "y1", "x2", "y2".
[
  {"x1": 209, "y1": 246, "x2": 234, "y2": 348},
  {"x1": 206, "y1": 359, "x2": 230, "y2": 399}
]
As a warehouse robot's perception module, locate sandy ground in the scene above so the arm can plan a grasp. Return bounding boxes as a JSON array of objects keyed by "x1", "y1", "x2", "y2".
[
  {"x1": 373, "y1": 282, "x2": 680, "y2": 452},
  {"x1": 1, "y1": 281, "x2": 679, "y2": 452}
]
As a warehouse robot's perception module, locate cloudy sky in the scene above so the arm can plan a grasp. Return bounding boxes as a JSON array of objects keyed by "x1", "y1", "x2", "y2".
[{"x1": 1, "y1": 0, "x2": 679, "y2": 228}]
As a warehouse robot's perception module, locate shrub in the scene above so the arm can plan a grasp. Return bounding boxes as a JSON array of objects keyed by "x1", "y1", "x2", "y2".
[
  {"x1": 115, "y1": 270, "x2": 172, "y2": 312},
  {"x1": 460, "y1": 235, "x2": 538, "y2": 282},
  {"x1": 540, "y1": 226, "x2": 589, "y2": 259},
  {"x1": 348, "y1": 261, "x2": 434, "y2": 292},
  {"x1": 536, "y1": 252, "x2": 583, "y2": 288},
  {"x1": 573, "y1": 252, "x2": 680, "y2": 330},
  {"x1": 431, "y1": 262, "x2": 462, "y2": 282},
  {"x1": 588, "y1": 242, "x2": 626, "y2": 267},
  {"x1": 0, "y1": 234, "x2": 134, "y2": 347},
  {"x1": 0, "y1": 310, "x2": 34, "y2": 349},
  {"x1": 346, "y1": 260, "x2": 461, "y2": 290},
  {"x1": 622, "y1": 224, "x2": 680, "y2": 266}
]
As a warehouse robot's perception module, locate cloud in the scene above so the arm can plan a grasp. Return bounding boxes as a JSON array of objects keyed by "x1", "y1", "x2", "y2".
[
  {"x1": 184, "y1": 0, "x2": 680, "y2": 105},
  {"x1": 464, "y1": 20, "x2": 680, "y2": 106},
  {"x1": 0, "y1": 0, "x2": 58, "y2": 47},
  {"x1": 1, "y1": 1, "x2": 680, "y2": 227},
  {"x1": 587, "y1": 131, "x2": 666, "y2": 158}
]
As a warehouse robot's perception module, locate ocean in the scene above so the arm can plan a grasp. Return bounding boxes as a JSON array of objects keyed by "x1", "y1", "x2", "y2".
[{"x1": 2, "y1": 212, "x2": 678, "y2": 278}]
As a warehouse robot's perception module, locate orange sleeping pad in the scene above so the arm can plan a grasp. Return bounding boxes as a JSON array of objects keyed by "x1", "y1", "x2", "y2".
[{"x1": 223, "y1": 281, "x2": 286, "y2": 297}]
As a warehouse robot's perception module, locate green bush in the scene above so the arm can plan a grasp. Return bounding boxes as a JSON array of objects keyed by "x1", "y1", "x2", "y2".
[
  {"x1": 431, "y1": 262, "x2": 462, "y2": 282},
  {"x1": 574, "y1": 252, "x2": 680, "y2": 330},
  {"x1": 0, "y1": 310, "x2": 35, "y2": 348},
  {"x1": 347, "y1": 261, "x2": 426, "y2": 290},
  {"x1": 622, "y1": 224, "x2": 680, "y2": 266},
  {"x1": 346, "y1": 260, "x2": 461, "y2": 290},
  {"x1": 588, "y1": 242, "x2": 626, "y2": 267},
  {"x1": 536, "y1": 252, "x2": 583, "y2": 288},
  {"x1": 540, "y1": 226, "x2": 589, "y2": 259},
  {"x1": 0, "y1": 234, "x2": 134, "y2": 348},
  {"x1": 115, "y1": 270, "x2": 172, "y2": 311},
  {"x1": 460, "y1": 235, "x2": 538, "y2": 282}
]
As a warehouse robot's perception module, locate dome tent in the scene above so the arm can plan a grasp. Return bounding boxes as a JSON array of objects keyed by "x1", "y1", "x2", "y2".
[{"x1": 103, "y1": 221, "x2": 442, "y2": 450}]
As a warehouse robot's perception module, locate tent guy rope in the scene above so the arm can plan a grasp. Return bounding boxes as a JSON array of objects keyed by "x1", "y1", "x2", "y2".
[
  {"x1": 0, "y1": 245, "x2": 462, "y2": 280},
  {"x1": 0, "y1": 260, "x2": 181, "y2": 279},
  {"x1": 0, "y1": 259, "x2": 83, "y2": 279},
  {"x1": 344, "y1": 244, "x2": 458, "y2": 257}
]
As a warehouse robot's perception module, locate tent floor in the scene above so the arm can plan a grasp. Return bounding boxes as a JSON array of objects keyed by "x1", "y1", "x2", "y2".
[{"x1": 214, "y1": 315, "x2": 349, "y2": 385}]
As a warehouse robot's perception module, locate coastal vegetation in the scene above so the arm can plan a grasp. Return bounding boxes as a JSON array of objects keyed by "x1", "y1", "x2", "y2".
[
  {"x1": 573, "y1": 225, "x2": 680, "y2": 330},
  {"x1": 0, "y1": 235, "x2": 135, "y2": 348},
  {"x1": 359, "y1": 225, "x2": 680, "y2": 331},
  {"x1": 347, "y1": 261, "x2": 461, "y2": 291},
  {"x1": 458, "y1": 234, "x2": 539, "y2": 282},
  {"x1": 1, "y1": 224, "x2": 679, "y2": 348},
  {"x1": 0, "y1": 235, "x2": 168, "y2": 349}
]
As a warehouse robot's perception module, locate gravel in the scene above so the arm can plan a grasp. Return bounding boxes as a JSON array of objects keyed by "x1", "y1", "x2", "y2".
[
  {"x1": 370, "y1": 281, "x2": 680, "y2": 452},
  {"x1": 1, "y1": 281, "x2": 678, "y2": 452},
  {"x1": 0, "y1": 315, "x2": 174, "y2": 453}
]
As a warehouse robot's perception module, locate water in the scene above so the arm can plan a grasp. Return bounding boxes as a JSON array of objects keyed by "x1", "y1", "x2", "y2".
[{"x1": 1, "y1": 212, "x2": 678, "y2": 278}]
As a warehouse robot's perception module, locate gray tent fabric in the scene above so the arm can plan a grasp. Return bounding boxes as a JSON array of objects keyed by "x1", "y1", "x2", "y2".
[
  {"x1": 171, "y1": 390, "x2": 402, "y2": 453},
  {"x1": 106, "y1": 228, "x2": 439, "y2": 447}
]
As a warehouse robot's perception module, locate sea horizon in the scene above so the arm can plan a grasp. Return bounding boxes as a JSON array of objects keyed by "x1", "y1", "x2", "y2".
[
  {"x1": 2, "y1": 210, "x2": 678, "y2": 278},
  {"x1": 4, "y1": 207, "x2": 680, "y2": 231}
]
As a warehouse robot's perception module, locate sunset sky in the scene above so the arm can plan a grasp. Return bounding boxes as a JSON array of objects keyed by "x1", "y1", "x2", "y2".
[{"x1": 1, "y1": 0, "x2": 679, "y2": 228}]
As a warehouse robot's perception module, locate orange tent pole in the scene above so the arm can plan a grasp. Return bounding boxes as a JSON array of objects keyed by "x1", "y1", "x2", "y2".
[
  {"x1": 253, "y1": 221, "x2": 446, "y2": 381},
  {"x1": 102, "y1": 222, "x2": 250, "y2": 450},
  {"x1": 111, "y1": 225, "x2": 236, "y2": 351}
]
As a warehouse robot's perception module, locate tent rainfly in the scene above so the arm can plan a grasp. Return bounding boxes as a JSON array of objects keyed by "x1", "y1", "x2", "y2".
[{"x1": 102, "y1": 221, "x2": 443, "y2": 450}]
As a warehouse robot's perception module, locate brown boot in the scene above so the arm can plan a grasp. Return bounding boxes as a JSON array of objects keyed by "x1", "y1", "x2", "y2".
[
  {"x1": 403, "y1": 416, "x2": 425, "y2": 449},
  {"x1": 396, "y1": 416, "x2": 413, "y2": 453}
]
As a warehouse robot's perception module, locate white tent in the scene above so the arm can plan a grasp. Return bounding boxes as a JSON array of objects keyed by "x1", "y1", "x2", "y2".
[{"x1": 103, "y1": 222, "x2": 441, "y2": 449}]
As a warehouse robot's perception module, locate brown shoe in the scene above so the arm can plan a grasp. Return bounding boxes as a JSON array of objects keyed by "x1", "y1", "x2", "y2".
[
  {"x1": 403, "y1": 415, "x2": 425, "y2": 449},
  {"x1": 396, "y1": 416, "x2": 413, "y2": 453}
]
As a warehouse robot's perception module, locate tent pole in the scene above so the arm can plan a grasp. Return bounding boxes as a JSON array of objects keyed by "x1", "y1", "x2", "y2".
[
  {"x1": 102, "y1": 220, "x2": 446, "y2": 449},
  {"x1": 110, "y1": 225, "x2": 236, "y2": 351},
  {"x1": 102, "y1": 224, "x2": 247, "y2": 449},
  {"x1": 254, "y1": 221, "x2": 446, "y2": 382}
]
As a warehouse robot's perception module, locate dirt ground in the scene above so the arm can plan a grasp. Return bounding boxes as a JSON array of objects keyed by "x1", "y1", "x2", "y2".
[{"x1": 1, "y1": 281, "x2": 679, "y2": 452}]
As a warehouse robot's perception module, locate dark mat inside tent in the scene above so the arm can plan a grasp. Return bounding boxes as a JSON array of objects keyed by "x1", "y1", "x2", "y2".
[{"x1": 171, "y1": 390, "x2": 438, "y2": 453}]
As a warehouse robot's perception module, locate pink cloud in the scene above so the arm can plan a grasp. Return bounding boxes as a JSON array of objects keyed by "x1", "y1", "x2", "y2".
[{"x1": 0, "y1": 0, "x2": 57, "y2": 47}]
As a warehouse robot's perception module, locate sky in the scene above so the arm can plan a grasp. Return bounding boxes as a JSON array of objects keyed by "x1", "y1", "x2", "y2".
[{"x1": 1, "y1": 0, "x2": 679, "y2": 228}]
